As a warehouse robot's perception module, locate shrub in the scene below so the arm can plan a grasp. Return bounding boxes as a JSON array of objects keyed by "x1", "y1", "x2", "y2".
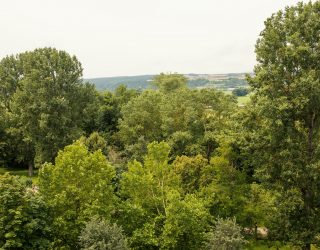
[
  {"x1": 79, "y1": 217, "x2": 129, "y2": 250},
  {"x1": 205, "y1": 217, "x2": 246, "y2": 250}
]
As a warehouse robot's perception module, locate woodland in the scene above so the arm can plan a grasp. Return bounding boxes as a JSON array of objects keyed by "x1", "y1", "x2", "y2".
[{"x1": 0, "y1": 1, "x2": 320, "y2": 250}]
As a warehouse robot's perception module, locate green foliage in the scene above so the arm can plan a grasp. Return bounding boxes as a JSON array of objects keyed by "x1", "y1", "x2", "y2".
[
  {"x1": 173, "y1": 155, "x2": 208, "y2": 194},
  {"x1": 118, "y1": 91, "x2": 163, "y2": 158},
  {"x1": 39, "y1": 141, "x2": 116, "y2": 249},
  {"x1": 187, "y1": 78, "x2": 210, "y2": 88},
  {"x1": 79, "y1": 217, "x2": 129, "y2": 250},
  {"x1": 120, "y1": 142, "x2": 178, "y2": 215},
  {"x1": 97, "y1": 85, "x2": 139, "y2": 135},
  {"x1": 248, "y1": 1, "x2": 320, "y2": 247},
  {"x1": 118, "y1": 87, "x2": 236, "y2": 159},
  {"x1": 0, "y1": 174, "x2": 51, "y2": 249},
  {"x1": 162, "y1": 194, "x2": 211, "y2": 250},
  {"x1": 151, "y1": 73, "x2": 187, "y2": 92},
  {"x1": 232, "y1": 88, "x2": 249, "y2": 97},
  {"x1": 0, "y1": 48, "x2": 99, "y2": 173},
  {"x1": 88, "y1": 75, "x2": 154, "y2": 91},
  {"x1": 119, "y1": 142, "x2": 211, "y2": 249},
  {"x1": 4, "y1": 13, "x2": 320, "y2": 247},
  {"x1": 79, "y1": 132, "x2": 108, "y2": 155},
  {"x1": 200, "y1": 145, "x2": 247, "y2": 218},
  {"x1": 205, "y1": 217, "x2": 246, "y2": 250}
]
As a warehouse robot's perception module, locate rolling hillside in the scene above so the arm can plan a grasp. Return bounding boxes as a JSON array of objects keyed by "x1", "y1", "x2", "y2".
[{"x1": 86, "y1": 73, "x2": 250, "y2": 91}]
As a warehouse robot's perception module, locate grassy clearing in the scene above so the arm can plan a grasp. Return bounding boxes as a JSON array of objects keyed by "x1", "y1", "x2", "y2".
[
  {"x1": 0, "y1": 167, "x2": 38, "y2": 184},
  {"x1": 222, "y1": 90, "x2": 251, "y2": 106},
  {"x1": 238, "y1": 95, "x2": 251, "y2": 105}
]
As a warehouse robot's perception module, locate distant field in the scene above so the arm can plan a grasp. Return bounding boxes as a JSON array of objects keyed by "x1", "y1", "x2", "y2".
[
  {"x1": 223, "y1": 90, "x2": 251, "y2": 106},
  {"x1": 238, "y1": 95, "x2": 251, "y2": 105}
]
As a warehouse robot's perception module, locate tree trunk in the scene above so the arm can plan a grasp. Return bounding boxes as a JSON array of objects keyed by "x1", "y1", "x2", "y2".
[
  {"x1": 303, "y1": 243, "x2": 311, "y2": 250},
  {"x1": 254, "y1": 223, "x2": 258, "y2": 240},
  {"x1": 28, "y1": 161, "x2": 33, "y2": 177}
]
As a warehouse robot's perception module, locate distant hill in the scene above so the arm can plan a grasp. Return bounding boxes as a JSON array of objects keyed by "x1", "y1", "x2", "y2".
[{"x1": 85, "y1": 73, "x2": 250, "y2": 92}]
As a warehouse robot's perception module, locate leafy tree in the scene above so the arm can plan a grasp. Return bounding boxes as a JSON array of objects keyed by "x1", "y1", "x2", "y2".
[
  {"x1": 0, "y1": 48, "x2": 98, "y2": 175},
  {"x1": 119, "y1": 142, "x2": 211, "y2": 249},
  {"x1": 198, "y1": 89, "x2": 236, "y2": 160},
  {"x1": 173, "y1": 155, "x2": 208, "y2": 194},
  {"x1": 152, "y1": 73, "x2": 187, "y2": 92},
  {"x1": 161, "y1": 194, "x2": 211, "y2": 250},
  {"x1": 0, "y1": 55, "x2": 22, "y2": 108},
  {"x1": 232, "y1": 88, "x2": 249, "y2": 97},
  {"x1": 248, "y1": 1, "x2": 320, "y2": 248},
  {"x1": 97, "y1": 85, "x2": 138, "y2": 137},
  {"x1": 0, "y1": 174, "x2": 51, "y2": 249},
  {"x1": 120, "y1": 142, "x2": 178, "y2": 216},
  {"x1": 199, "y1": 145, "x2": 248, "y2": 224},
  {"x1": 160, "y1": 89, "x2": 204, "y2": 157},
  {"x1": 79, "y1": 132, "x2": 108, "y2": 155},
  {"x1": 119, "y1": 142, "x2": 178, "y2": 249},
  {"x1": 79, "y1": 217, "x2": 129, "y2": 250},
  {"x1": 118, "y1": 86, "x2": 236, "y2": 161},
  {"x1": 118, "y1": 91, "x2": 163, "y2": 159},
  {"x1": 38, "y1": 141, "x2": 116, "y2": 249},
  {"x1": 205, "y1": 217, "x2": 246, "y2": 250}
]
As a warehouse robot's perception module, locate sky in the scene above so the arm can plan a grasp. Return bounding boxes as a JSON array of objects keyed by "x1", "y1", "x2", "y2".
[{"x1": 0, "y1": 0, "x2": 309, "y2": 78}]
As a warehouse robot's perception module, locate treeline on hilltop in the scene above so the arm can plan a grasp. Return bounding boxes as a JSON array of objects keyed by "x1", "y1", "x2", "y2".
[
  {"x1": 1, "y1": 1, "x2": 320, "y2": 249},
  {"x1": 87, "y1": 74, "x2": 248, "y2": 91}
]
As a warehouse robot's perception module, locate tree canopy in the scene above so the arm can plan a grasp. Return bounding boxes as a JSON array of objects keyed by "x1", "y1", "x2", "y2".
[
  {"x1": 248, "y1": 1, "x2": 320, "y2": 248},
  {"x1": 0, "y1": 48, "x2": 98, "y2": 175}
]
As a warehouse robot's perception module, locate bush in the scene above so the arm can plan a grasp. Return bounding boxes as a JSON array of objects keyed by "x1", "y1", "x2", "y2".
[
  {"x1": 232, "y1": 88, "x2": 249, "y2": 97},
  {"x1": 0, "y1": 173, "x2": 51, "y2": 249},
  {"x1": 79, "y1": 217, "x2": 129, "y2": 250},
  {"x1": 205, "y1": 217, "x2": 247, "y2": 250}
]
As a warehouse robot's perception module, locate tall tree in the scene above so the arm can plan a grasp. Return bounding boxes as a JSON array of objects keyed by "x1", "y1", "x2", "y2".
[
  {"x1": 248, "y1": 2, "x2": 320, "y2": 248},
  {"x1": 38, "y1": 141, "x2": 116, "y2": 249},
  {"x1": 119, "y1": 141, "x2": 210, "y2": 249},
  {"x1": 118, "y1": 91, "x2": 163, "y2": 159},
  {"x1": 152, "y1": 73, "x2": 187, "y2": 92},
  {"x1": 0, "y1": 48, "x2": 97, "y2": 175}
]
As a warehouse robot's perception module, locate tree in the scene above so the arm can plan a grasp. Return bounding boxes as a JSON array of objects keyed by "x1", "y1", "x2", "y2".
[
  {"x1": 79, "y1": 217, "x2": 129, "y2": 250},
  {"x1": 205, "y1": 218, "x2": 246, "y2": 250},
  {"x1": 0, "y1": 48, "x2": 98, "y2": 175},
  {"x1": 120, "y1": 141, "x2": 178, "y2": 218},
  {"x1": 119, "y1": 141, "x2": 211, "y2": 249},
  {"x1": 118, "y1": 91, "x2": 163, "y2": 159},
  {"x1": 79, "y1": 132, "x2": 108, "y2": 155},
  {"x1": 161, "y1": 194, "x2": 211, "y2": 250},
  {"x1": 0, "y1": 174, "x2": 51, "y2": 249},
  {"x1": 97, "y1": 85, "x2": 138, "y2": 137},
  {"x1": 38, "y1": 141, "x2": 116, "y2": 249},
  {"x1": 152, "y1": 73, "x2": 187, "y2": 92},
  {"x1": 161, "y1": 89, "x2": 204, "y2": 157},
  {"x1": 248, "y1": 1, "x2": 320, "y2": 248},
  {"x1": 199, "y1": 145, "x2": 248, "y2": 223},
  {"x1": 119, "y1": 141, "x2": 178, "y2": 249},
  {"x1": 173, "y1": 155, "x2": 208, "y2": 194},
  {"x1": 118, "y1": 86, "x2": 236, "y2": 161},
  {"x1": 232, "y1": 88, "x2": 249, "y2": 97}
]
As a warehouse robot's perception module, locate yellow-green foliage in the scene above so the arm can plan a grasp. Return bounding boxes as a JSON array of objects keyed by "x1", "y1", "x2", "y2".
[{"x1": 38, "y1": 141, "x2": 116, "y2": 249}]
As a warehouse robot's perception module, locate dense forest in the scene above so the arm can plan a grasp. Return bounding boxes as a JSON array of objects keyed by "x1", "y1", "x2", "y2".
[{"x1": 1, "y1": 1, "x2": 320, "y2": 250}]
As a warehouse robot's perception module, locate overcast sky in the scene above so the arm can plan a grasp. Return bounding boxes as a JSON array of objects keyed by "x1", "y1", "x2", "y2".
[{"x1": 0, "y1": 0, "x2": 309, "y2": 78}]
